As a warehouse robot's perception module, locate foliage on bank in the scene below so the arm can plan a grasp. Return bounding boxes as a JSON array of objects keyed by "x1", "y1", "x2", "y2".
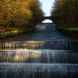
[
  {"x1": 52, "y1": 0, "x2": 78, "y2": 28},
  {"x1": 0, "y1": 0, "x2": 43, "y2": 34}
]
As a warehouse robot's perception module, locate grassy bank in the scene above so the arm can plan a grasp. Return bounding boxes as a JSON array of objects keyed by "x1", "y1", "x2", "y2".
[{"x1": 57, "y1": 26, "x2": 78, "y2": 39}]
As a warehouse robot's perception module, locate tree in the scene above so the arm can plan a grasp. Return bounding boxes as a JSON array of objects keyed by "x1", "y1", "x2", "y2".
[
  {"x1": 51, "y1": 0, "x2": 78, "y2": 28},
  {"x1": 0, "y1": 0, "x2": 43, "y2": 31}
]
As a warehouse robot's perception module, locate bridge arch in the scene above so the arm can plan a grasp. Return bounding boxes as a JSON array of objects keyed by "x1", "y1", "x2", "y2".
[{"x1": 41, "y1": 16, "x2": 53, "y2": 23}]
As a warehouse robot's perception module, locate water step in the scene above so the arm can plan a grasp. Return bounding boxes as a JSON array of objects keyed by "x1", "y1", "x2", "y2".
[
  {"x1": 0, "y1": 49, "x2": 78, "y2": 63},
  {"x1": 0, "y1": 39, "x2": 74, "y2": 50},
  {"x1": 0, "y1": 63, "x2": 78, "y2": 78}
]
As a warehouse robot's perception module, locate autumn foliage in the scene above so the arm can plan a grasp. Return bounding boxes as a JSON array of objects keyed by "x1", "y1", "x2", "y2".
[{"x1": 0, "y1": 0, "x2": 43, "y2": 31}]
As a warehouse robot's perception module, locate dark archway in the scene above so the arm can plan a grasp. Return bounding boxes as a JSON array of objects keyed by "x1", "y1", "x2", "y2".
[{"x1": 41, "y1": 16, "x2": 52, "y2": 21}]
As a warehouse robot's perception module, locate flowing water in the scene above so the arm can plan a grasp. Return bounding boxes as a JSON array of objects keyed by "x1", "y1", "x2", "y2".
[{"x1": 0, "y1": 23, "x2": 78, "y2": 78}]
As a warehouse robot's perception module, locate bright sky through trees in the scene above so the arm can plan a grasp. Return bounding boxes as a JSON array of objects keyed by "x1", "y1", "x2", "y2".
[{"x1": 39, "y1": 0, "x2": 55, "y2": 16}]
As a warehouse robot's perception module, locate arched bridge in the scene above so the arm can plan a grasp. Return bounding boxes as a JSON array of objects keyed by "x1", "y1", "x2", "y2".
[{"x1": 41, "y1": 16, "x2": 52, "y2": 21}]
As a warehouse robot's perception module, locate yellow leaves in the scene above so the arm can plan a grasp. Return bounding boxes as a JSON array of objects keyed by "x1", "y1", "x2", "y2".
[
  {"x1": 0, "y1": 0, "x2": 43, "y2": 28},
  {"x1": 59, "y1": 0, "x2": 64, "y2": 6}
]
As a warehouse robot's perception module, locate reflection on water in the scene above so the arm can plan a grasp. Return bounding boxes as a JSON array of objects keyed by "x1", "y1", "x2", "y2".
[
  {"x1": 0, "y1": 41, "x2": 45, "y2": 49},
  {"x1": 0, "y1": 49, "x2": 41, "y2": 62},
  {"x1": 1, "y1": 23, "x2": 78, "y2": 50},
  {"x1": 0, "y1": 49, "x2": 78, "y2": 63}
]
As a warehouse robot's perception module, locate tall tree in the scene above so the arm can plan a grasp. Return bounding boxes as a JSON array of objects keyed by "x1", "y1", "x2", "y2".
[
  {"x1": 51, "y1": 0, "x2": 78, "y2": 28},
  {"x1": 0, "y1": 0, "x2": 43, "y2": 31}
]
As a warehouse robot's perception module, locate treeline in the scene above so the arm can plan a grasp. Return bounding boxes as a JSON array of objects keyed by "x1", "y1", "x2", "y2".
[
  {"x1": 52, "y1": 0, "x2": 78, "y2": 28},
  {"x1": 0, "y1": 0, "x2": 43, "y2": 31}
]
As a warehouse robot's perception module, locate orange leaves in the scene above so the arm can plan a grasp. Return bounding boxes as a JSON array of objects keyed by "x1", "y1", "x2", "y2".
[{"x1": 0, "y1": 0, "x2": 43, "y2": 30}]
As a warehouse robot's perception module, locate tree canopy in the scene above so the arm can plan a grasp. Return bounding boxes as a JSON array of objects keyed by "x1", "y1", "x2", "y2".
[
  {"x1": 0, "y1": 0, "x2": 43, "y2": 30},
  {"x1": 52, "y1": 0, "x2": 78, "y2": 28}
]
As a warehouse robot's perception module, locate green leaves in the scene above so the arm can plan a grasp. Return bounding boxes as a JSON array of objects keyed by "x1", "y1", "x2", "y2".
[{"x1": 52, "y1": 0, "x2": 78, "y2": 27}]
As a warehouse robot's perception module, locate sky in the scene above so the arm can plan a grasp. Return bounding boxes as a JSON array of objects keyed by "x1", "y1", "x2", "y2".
[{"x1": 39, "y1": 0, "x2": 55, "y2": 16}]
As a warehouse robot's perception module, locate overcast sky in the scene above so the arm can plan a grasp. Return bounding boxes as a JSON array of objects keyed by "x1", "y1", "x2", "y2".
[{"x1": 39, "y1": 0, "x2": 55, "y2": 16}]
